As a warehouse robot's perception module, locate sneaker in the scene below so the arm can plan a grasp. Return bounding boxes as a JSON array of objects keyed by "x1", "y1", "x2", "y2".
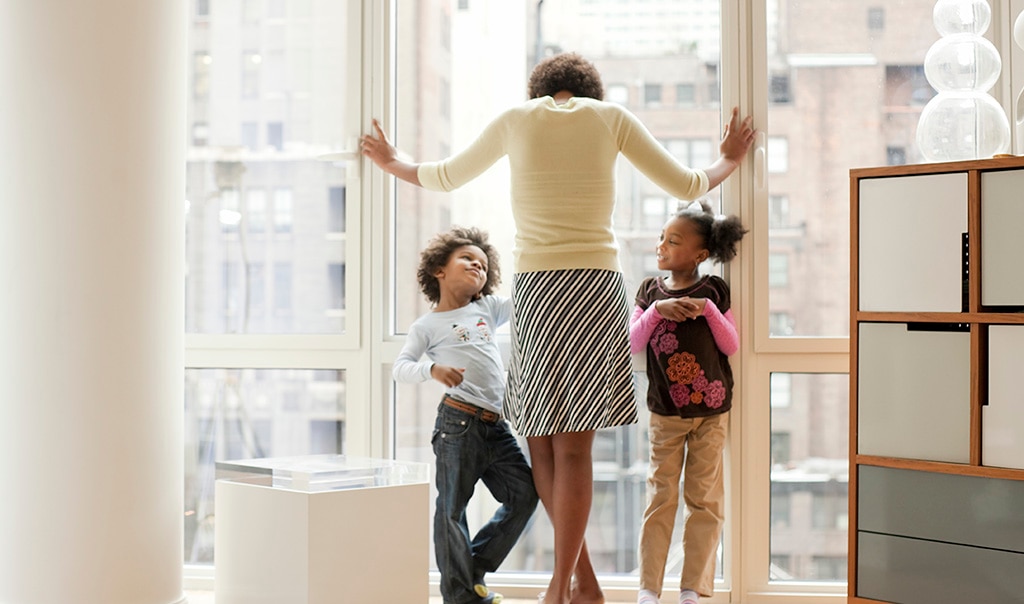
[{"x1": 474, "y1": 584, "x2": 502, "y2": 604}]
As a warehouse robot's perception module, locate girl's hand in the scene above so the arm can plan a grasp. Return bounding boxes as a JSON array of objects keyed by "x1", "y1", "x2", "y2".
[
  {"x1": 655, "y1": 297, "x2": 706, "y2": 321},
  {"x1": 430, "y1": 364, "x2": 465, "y2": 387}
]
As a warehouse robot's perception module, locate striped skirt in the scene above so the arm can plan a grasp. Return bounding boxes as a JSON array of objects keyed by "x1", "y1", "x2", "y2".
[{"x1": 504, "y1": 268, "x2": 638, "y2": 437}]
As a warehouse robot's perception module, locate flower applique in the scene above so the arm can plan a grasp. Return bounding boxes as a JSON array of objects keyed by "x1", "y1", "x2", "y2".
[
  {"x1": 667, "y1": 352, "x2": 700, "y2": 384},
  {"x1": 703, "y1": 380, "x2": 727, "y2": 409},
  {"x1": 669, "y1": 383, "x2": 691, "y2": 407}
]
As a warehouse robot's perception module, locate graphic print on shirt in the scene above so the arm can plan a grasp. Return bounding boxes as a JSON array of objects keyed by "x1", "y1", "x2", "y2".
[
  {"x1": 475, "y1": 317, "x2": 492, "y2": 341},
  {"x1": 451, "y1": 324, "x2": 471, "y2": 342},
  {"x1": 650, "y1": 320, "x2": 726, "y2": 409}
]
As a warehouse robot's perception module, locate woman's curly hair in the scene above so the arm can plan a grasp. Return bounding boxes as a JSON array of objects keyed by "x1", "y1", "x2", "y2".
[
  {"x1": 527, "y1": 52, "x2": 604, "y2": 100},
  {"x1": 675, "y1": 199, "x2": 748, "y2": 264},
  {"x1": 417, "y1": 226, "x2": 502, "y2": 305}
]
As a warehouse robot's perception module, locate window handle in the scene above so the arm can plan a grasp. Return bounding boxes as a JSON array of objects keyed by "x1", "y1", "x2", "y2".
[
  {"x1": 754, "y1": 131, "x2": 767, "y2": 190},
  {"x1": 318, "y1": 137, "x2": 360, "y2": 179}
]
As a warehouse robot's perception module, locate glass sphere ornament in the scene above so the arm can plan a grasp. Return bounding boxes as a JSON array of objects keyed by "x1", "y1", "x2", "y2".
[
  {"x1": 933, "y1": 0, "x2": 991, "y2": 36},
  {"x1": 1015, "y1": 9, "x2": 1024, "y2": 51},
  {"x1": 924, "y1": 33, "x2": 1001, "y2": 92},
  {"x1": 916, "y1": 91, "x2": 1010, "y2": 161}
]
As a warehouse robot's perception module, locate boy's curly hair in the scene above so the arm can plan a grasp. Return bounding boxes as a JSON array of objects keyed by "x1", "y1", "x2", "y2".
[
  {"x1": 675, "y1": 199, "x2": 748, "y2": 264},
  {"x1": 417, "y1": 226, "x2": 501, "y2": 305},
  {"x1": 527, "y1": 52, "x2": 604, "y2": 101}
]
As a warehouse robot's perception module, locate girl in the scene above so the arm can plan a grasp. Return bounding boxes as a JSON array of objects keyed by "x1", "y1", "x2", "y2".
[{"x1": 629, "y1": 199, "x2": 747, "y2": 604}]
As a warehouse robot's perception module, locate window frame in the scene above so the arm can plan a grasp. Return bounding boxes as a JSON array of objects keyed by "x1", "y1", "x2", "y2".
[{"x1": 186, "y1": 1, "x2": 1024, "y2": 600}]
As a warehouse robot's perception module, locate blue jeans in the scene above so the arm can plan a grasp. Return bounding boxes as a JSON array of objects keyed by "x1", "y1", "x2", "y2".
[{"x1": 432, "y1": 401, "x2": 539, "y2": 604}]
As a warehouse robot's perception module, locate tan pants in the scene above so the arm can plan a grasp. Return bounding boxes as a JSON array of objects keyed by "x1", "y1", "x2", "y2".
[{"x1": 638, "y1": 411, "x2": 728, "y2": 598}]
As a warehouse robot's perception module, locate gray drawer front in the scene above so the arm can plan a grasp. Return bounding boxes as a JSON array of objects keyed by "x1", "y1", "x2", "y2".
[
  {"x1": 858, "y1": 532, "x2": 1024, "y2": 604},
  {"x1": 858, "y1": 466, "x2": 1024, "y2": 553}
]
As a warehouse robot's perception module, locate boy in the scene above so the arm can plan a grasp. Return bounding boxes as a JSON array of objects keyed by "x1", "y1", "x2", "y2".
[{"x1": 393, "y1": 226, "x2": 538, "y2": 604}]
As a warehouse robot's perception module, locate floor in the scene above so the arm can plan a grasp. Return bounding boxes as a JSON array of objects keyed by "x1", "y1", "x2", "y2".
[{"x1": 185, "y1": 591, "x2": 539, "y2": 603}]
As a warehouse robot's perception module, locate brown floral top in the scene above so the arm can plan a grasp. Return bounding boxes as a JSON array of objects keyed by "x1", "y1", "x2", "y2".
[{"x1": 632, "y1": 275, "x2": 734, "y2": 418}]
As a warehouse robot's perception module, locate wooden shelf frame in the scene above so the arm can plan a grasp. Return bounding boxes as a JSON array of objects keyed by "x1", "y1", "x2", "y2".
[{"x1": 847, "y1": 157, "x2": 1024, "y2": 602}]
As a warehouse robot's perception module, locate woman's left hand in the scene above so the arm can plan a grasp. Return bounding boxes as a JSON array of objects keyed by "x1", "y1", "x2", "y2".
[{"x1": 719, "y1": 106, "x2": 756, "y2": 164}]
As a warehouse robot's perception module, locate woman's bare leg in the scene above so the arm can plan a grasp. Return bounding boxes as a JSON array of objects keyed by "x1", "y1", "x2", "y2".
[{"x1": 528, "y1": 431, "x2": 601, "y2": 604}]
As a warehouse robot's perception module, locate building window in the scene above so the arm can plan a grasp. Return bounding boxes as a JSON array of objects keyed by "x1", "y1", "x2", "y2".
[
  {"x1": 196, "y1": 0, "x2": 209, "y2": 18},
  {"x1": 328, "y1": 187, "x2": 346, "y2": 233},
  {"x1": 192, "y1": 122, "x2": 209, "y2": 147},
  {"x1": 644, "y1": 83, "x2": 662, "y2": 106},
  {"x1": 769, "y1": 73, "x2": 791, "y2": 104},
  {"x1": 768, "y1": 195, "x2": 790, "y2": 228},
  {"x1": 642, "y1": 196, "x2": 671, "y2": 230},
  {"x1": 676, "y1": 83, "x2": 695, "y2": 106},
  {"x1": 267, "y1": 122, "x2": 283, "y2": 151},
  {"x1": 458, "y1": 0, "x2": 470, "y2": 9},
  {"x1": 242, "y1": 52, "x2": 261, "y2": 99},
  {"x1": 771, "y1": 491, "x2": 791, "y2": 528},
  {"x1": 884, "y1": 65, "x2": 933, "y2": 107},
  {"x1": 273, "y1": 188, "x2": 293, "y2": 234},
  {"x1": 440, "y1": 78, "x2": 451, "y2": 120},
  {"x1": 868, "y1": 7, "x2": 885, "y2": 31},
  {"x1": 767, "y1": 137, "x2": 789, "y2": 173},
  {"x1": 769, "y1": 312, "x2": 795, "y2": 336},
  {"x1": 273, "y1": 263, "x2": 292, "y2": 313},
  {"x1": 246, "y1": 189, "x2": 267, "y2": 234},
  {"x1": 771, "y1": 431, "x2": 791, "y2": 466},
  {"x1": 606, "y1": 84, "x2": 629, "y2": 104},
  {"x1": 770, "y1": 372, "x2": 792, "y2": 408},
  {"x1": 241, "y1": 0, "x2": 262, "y2": 23},
  {"x1": 769, "y1": 253, "x2": 789, "y2": 287},
  {"x1": 666, "y1": 138, "x2": 713, "y2": 170},
  {"x1": 328, "y1": 263, "x2": 345, "y2": 310},
  {"x1": 886, "y1": 146, "x2": 906, "y2": 166},
  {"x1": 220, "y1": 189, "x2": 240, "y2": 233},
  {"x1": 193, "y1": 52, "x2": 211, "y2": 99},
  {"x1": 241, "y1": 122, "x2": 259, "y2": 150},
  {"x1": 249, "y1": 262, "x2": 265, "y2": 314}
]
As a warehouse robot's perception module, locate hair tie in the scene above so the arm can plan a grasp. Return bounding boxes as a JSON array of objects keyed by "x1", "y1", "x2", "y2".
[{"x1": 682, "y1": 200, "x2": 704, "y2": 215}]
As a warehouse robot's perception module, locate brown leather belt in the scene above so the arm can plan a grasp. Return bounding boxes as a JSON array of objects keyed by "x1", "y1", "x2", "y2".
[{"x1": 442, "y1": 395, "x2": 500, "y2": 423}]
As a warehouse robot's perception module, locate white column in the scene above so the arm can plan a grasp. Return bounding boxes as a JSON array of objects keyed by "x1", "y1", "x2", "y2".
[{"x1": 0, "y1": 1, "x2": 185, "y2": 603}]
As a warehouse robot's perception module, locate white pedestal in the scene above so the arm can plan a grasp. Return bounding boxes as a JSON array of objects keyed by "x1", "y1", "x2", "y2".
[{"x1": 214, "y1": 456, "x2": 430, "y2": 604}]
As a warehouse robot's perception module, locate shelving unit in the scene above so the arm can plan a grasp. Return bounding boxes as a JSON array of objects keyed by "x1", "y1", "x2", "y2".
[{"x1": 849, "y1": 157, "x2": 1024, "y2": 604}]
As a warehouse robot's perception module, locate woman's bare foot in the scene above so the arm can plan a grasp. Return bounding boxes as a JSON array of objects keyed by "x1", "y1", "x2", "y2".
[{"x1": 569, "y1": 579, "x2": 605, "y2": 604}]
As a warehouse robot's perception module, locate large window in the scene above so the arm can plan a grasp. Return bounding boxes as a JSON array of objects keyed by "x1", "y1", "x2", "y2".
[
  {"x1": 185, "y1": 0, "x2": 1024, "y2": 601},
  {"x1": 184, "y1": 0, "x2": 362, "y2": 571}
]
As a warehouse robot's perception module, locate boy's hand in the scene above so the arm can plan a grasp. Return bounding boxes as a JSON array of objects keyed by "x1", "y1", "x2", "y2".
[
  {"x1": 655, "y1": 297, "x2": 706, "y2": 321},
  {"x1": 431, "y1": 364, "x2": 465, "y2": 387}
]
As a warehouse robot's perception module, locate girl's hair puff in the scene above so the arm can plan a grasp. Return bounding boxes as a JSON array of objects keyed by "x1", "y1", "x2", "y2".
[
  {"x1": 674, "y1": 199, "x2": 748, "y2": 264},
  {"x1": 527, "y1": 52, "x2": 604, "y2": 101},
  {"x1": 417, "y1": 226, "x2": 501, "y2": 305}
]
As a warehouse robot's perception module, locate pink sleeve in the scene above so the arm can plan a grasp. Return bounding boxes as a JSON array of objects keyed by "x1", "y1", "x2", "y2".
[
  {"x1": 702, "y1": 300, "x2": 739, "y2": 356},
  {"x1": 629, "y1": 304, "x2": 663, "y2": 354}
]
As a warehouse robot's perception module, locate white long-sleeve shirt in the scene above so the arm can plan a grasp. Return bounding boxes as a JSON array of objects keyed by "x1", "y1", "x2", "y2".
[{"x1": 392, "y1": 296, "x2": 512, "y2": 414}]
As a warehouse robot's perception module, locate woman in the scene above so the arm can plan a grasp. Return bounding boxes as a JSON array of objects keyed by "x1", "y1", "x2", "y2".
[{"x1": 361, "y1": 52, "x2": 755, "y2": 604}]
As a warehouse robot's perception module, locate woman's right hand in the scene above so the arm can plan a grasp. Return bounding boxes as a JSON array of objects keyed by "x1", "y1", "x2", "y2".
[
  {"x1": 360, "y1": 119, "x2": 398, "y2": 169},
  {"x1": 359, "y1": 119, "x2": 423, "y2": 186}
]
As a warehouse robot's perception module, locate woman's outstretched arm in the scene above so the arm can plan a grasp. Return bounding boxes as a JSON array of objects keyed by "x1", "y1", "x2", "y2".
[{"x1": 360, "y1": 118, "x2": 422, "y2": 186}]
